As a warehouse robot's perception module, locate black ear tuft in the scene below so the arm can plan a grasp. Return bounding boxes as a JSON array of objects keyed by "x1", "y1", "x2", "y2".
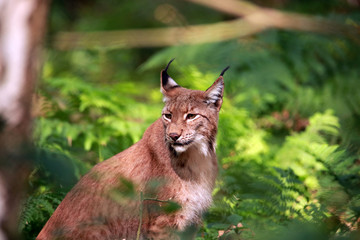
[
  {"x1": 165, "y1": 58, "x2": 175, "y2": 73},
  {"x1": 161, "y1": 58, "x2": 180, "y2": 96},
  {"x1": 162, "y1": 58, "x2": 175, "y2": 86},
  {"x1": 220, "y1": 66, "x2": 230, "y2": 77}
]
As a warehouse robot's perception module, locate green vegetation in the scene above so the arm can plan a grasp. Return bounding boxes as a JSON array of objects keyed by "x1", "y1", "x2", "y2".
[{"x1": 20, "y1": 0, "x2": 360, "y2": 239}]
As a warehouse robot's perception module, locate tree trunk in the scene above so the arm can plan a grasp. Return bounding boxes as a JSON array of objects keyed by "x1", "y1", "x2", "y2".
[{"x1": 0, "y1": 0, "x2": 49, "y2": 239}]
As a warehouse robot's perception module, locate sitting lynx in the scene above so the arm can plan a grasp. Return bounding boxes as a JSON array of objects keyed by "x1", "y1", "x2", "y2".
[{"x1": 37, "y1": 59, "x2": 228, "y2": 240}]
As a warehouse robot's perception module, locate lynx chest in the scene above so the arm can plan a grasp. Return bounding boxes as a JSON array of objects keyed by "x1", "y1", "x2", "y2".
[{"x1": 170, "y1": 148, "x2": 217, "y2": 230}]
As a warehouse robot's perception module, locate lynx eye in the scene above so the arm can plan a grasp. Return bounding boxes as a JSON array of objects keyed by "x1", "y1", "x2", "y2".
[
  {"x1": 186, "y1": 114, "x2": 198, "y2": 120},
  {"x1": 163, "y1": 113, "x2": 172, "y2": 121}
]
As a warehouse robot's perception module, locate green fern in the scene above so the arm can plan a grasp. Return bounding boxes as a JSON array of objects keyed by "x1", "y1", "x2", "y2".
[{"x1": 19, "y1": 192, "x2": 64, "y2": 239}]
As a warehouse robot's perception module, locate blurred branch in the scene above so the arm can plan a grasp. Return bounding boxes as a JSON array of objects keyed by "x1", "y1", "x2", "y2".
[
  {"x1": 187, "y1": 0, "x2": 259, "y2": 17},
  {"x1": 54, "y1": 0, "x2": 359, "y2": 50},
  {"x1": 187, "y1": 0, "x2": 360, "y2": 41},
  {"x1": 54, "y1": 19, "x2": 265, "y2": 50}
]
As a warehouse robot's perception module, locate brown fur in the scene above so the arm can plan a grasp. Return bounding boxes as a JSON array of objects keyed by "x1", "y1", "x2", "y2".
[{"x1": 37, "y1": 62, "x2": 225, "y2": 240}]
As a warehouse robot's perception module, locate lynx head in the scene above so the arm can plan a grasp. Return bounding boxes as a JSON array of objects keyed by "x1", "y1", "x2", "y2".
[{"x1": 160, "y1": 59, "x2": 229, "y2": 156}]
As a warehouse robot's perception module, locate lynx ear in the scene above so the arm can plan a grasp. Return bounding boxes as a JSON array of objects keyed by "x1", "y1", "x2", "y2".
[
  {"x1": 160, "y1": 59, "x2": 180, "y2": 99},
  {"x1": 204, "y1": 66, "x2": 229, "y2": 110}
]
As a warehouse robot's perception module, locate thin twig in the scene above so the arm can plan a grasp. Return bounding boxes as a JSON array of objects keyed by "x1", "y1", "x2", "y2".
[
  {"x1": 143, "y1": 198, "x2": 172, "y2": 203},
  {"x1": 136, "y1": 191, "x2": 143, "y2": 240}
]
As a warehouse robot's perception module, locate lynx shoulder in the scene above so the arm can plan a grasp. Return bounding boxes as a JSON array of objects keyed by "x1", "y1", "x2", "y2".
[{"x1": 37, "y1": 60, "x2": 229, "y2": 240}]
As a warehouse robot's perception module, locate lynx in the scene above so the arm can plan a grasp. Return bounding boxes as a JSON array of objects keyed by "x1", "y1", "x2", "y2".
[{"x1": 37, "y1": 59, "x2": 228, "y2": 240}]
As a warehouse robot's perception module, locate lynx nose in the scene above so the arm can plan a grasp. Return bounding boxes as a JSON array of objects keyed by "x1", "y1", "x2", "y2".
[{"x1": 169, "y1": 133, "x2": 180, "y2": 141}]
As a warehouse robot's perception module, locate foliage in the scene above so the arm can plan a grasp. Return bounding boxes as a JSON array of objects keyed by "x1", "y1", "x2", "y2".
[
  {"x1": 19, "y1": 0, "x2": 360, "y2": 239},
  {"x1": 19, "y1": 192, "x2": 64, "y2": 239}
]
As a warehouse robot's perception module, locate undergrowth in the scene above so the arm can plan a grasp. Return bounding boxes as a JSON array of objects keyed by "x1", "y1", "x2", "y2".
[{"x1": 19, "y1": 3, "x2": 360, "y2": 239}]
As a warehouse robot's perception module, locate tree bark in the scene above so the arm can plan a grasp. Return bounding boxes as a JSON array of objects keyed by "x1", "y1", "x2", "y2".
[{"x1": 0, "y1": 0, "x2": 49, "y2": 239}]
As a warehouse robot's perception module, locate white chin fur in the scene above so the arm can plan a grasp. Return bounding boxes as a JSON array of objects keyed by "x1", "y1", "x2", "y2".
[
  {"x1": 172, "y1": 135, "x2": 211, "y2": 156},
  {"x1": 173, "y1": 145, "x2": 189, "y2": 153}
]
